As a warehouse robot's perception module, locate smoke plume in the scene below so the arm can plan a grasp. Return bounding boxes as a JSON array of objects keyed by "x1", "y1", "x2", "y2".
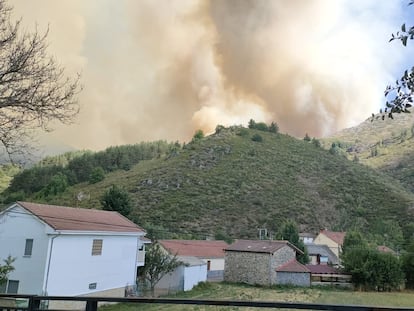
[{"x1": 11, "y1": 0, "x2": 409, "y2": 150}]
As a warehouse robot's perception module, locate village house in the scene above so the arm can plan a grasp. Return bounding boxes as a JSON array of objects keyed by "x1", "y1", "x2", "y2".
[
  {"x1": 224, "y1": 239, "x2": 307, "y2": 286},
  {"x1": 305, "y1": 243, "x2": 339, "y2": 266},
  {"x1": 299, "y1": 232, "x2": 315, "y2": 244},
  {"x1": 0, "y1": 201, "x2": 146, "y2": 300},
  {"x1": 159, "y1": 239, "x2": 228, "y2": 281},
  {"x1": 313, "y1": 229, "x2": 346, "y2": 258},
  {"x1": 152, "y1": 240, "x2": 228, "y2": 295}
]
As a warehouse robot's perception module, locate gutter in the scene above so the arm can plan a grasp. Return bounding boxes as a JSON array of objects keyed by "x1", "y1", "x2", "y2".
[{"x1": 43, "y1": 233, "x2": 60, "y2": 295}]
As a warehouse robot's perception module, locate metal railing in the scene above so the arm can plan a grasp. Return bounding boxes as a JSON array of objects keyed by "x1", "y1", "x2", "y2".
[{"x1": 1, "y1": 294, "x2": 413, "y2": 311}]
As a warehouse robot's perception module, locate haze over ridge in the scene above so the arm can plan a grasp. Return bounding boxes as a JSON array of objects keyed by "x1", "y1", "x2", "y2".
[{"x1": 12, "y1": 0, "x2": 411, "y2": 151}]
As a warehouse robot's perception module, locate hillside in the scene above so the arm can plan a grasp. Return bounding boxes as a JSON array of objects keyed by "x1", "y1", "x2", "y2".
[
  {"x1": 24, "y1": 126, "x2": 414, "y2": 244},
  {"x1": 322, "y1": 112, "x2": 414, "y2": 192}
]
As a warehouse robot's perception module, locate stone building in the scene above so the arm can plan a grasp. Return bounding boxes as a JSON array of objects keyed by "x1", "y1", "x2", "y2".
[
  {"x1": 224, "y1": 240, "x2": 303, "y2": 286},
  {"x1": 276, "y1": 259, "x2": 311, "y2": 287}
]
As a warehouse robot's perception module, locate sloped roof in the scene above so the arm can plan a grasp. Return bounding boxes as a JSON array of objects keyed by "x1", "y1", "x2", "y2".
[
  {"x1": 225, "y1": 240, "x2": 303, "y2": 254},
  {"x1": 15, "y1": 201, "x2": 144, "y2": 233},
  {"x1": 305, "y1": 243, "x2": 339, "y2": 265},
  {"x1": 177, "y1": 256, "x2": 207, "y2": 267},
  {"x1": 276, "y1": 259, "x2": 310, "y2": 273},
  {"x1": 305, "y1": 265, "x2": 340, "y2": 274},
  {"x1": 299, "y1": 232, "x2": 316, "y2": 239},
  {"x1": 319, "y1": 230, "x2": 346, "y2": 245},
  {"x1": 159, "y1": 240, "x2": 228, "y2": 258}
]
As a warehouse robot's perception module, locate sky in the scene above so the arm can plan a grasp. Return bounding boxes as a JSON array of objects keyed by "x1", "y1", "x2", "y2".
[{"x1": 11, "y1": 0, "x2": 414, "y2": 151}]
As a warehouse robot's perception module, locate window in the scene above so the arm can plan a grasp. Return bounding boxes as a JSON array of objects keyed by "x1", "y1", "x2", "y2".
[
  {"x1": 7, "y1": 280, "x2": 19, "y2": 294},
  {"x1": 24, "y1": 239, "x2": 33, "y2": 256},
  {"x1": 91, "y1": 239, "x2": 103, "y2": 256},
  {"x1": 0, "y1": 280, "x2": 19, "y2": 294},
  {"x1": 0, "y1": 282, "x2": 6, "y2": 293},
  {"x1": 88, "y1": 282, "x2": 97, "y2": 290}
]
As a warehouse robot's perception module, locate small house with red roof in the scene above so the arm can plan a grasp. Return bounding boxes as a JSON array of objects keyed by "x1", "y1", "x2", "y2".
[
  {"x1": 276, "y1": 260, "x2": 311, "y2": 287},
  {"x1": 151, "y1": 240, "x2": 228, "y2": 296},
  {"x1": 313, "y1": 229, "x2": 346, "y2": 258},
  {"x1": 224, "y1": 239, "x2": 304, "y2": 286},
  {"x1": 0, "y1": 201, "x2": 146, "y2": 299},
  {"x1": 159, "y1": 240, "x2": 228, "y2": 281}
]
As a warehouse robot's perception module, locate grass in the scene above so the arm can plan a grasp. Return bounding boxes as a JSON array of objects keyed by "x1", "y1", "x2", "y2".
[{"x1": 99, "y1": 282, "x2": 414, "y2": 311}]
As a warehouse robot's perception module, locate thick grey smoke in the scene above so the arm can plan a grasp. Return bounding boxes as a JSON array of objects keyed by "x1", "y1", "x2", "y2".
[{"x1": 12, "y1": 0, "x2": 408, "y2": 150}]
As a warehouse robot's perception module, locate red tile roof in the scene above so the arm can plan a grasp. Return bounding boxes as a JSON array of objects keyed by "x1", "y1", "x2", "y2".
[
  {"x1": 159, "y1": 240, "x2": 228, "y2": 258},
  {"x1": 16, "y1": 201, "x2": 144, "y2": 233},
  {"x1": 225, "y1": 240, "x2": 303, "y2": 254},
  {"x1": 319, "y1": 230, "x2": 346, "y2": 245},
  {"x1": 276, "y1": 259, "x2": 310, "y2": 273}
]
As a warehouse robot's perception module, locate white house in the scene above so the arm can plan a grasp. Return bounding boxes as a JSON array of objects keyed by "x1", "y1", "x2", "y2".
[
  {"x1": 0, "y1": 201, "x2": 146, "y2": 298},
  {"x1": 154, "y1": 256, "x2": 207, "y2": 295}
]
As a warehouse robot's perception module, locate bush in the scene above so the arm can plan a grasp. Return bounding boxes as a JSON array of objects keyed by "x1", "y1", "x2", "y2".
[
  {"x1": 251, "y1": 134, "x2": 263, "y2": 142},
  {"x1": 40, "y1": 173, "x2": 68, "y2": 197},
  {"x1": 255, "y1": 122, "x2": 268, "y2": 131},
  {"x1": 269, "y1": 122, "x2": 279, "y2": 133},
  {"x1": 237, "y1": 128, "x2": 250, "y2": 137},
  {"x1": 89, "y1": 167, "x2": 105, "y2": 184},
  {"x1": 193, "y1": 129, "x2": 204, "y2": 140},
  {"x1": 215, "y1": 125, "x2": 225, "y2": 134},
  {"x1": 100, "y1": 185, "x2": 132, "y2": 217}
]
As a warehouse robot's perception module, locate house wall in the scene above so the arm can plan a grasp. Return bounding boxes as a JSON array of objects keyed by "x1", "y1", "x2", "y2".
[
  {"x1": 183, "y1": 264, "x2": 207, "y2": 291},
  {"x1": 313, "y1": 234, "x2": 340, "y2": 257},
  {"x1": 155, "y1": 265, "x2": 184, "y2": 296},
  {"x1": 0, "y1": 206, "x2": 50, "y2": 294},
  {"x1": 271, "y1": 246, "x2": 296, "y2": 283},
  {"x1": 46, "y1": 234, "x2": 139, "y2": 296},
  {"x1": 224, "y1": 252, "x2": 271, "y2": 285},
  {"x1": 224, "y1": 246, "x2": 296, "y2": 286},
  {"x1": 200, "y1": 258, "x2": 224, "y2": 271},
  {"x1": 276, "y1": 272, "x2": 310, "y2": 287}
]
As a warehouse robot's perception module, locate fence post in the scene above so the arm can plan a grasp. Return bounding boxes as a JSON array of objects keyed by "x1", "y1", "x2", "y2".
[
  {"x1": 27, "y1": 296, "x2": 40, "y2": 311},
  {"x1": 85, "y1": 300, "x2": 97, "y2": 311}
]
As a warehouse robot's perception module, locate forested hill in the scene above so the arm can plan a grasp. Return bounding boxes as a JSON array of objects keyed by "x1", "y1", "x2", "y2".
[
  {"x1": 2, "y1": 125, "x2": 413, "y2": 249},
  {"x1": 322, "y1": 112, "x2": 414, "y2": 193}
]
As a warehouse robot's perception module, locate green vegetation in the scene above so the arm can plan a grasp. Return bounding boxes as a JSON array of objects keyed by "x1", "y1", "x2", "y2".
[
  {"x1": 139, "y1": 243, "x2": 181, "y2": 297},
  {"x1": 342, "y1": 240, "x2": 404, "y2": 291},
  {"x1": 384, "y1": 3, "x2": 413, "y2": 117},
  {"x1": 322, "y1": 113, "x2": 414, "y2": 193},
  {"x1": 1, "y1": 141, "x2": 176, "y2": 203},
  {"x1": 100, "y1": 185, "x2": 132, "y2": 217},
  {"x1": 276, "y1": 220, "x2": 309, "y2": 264},
  {"x1": 98, "y1": 283, "x2": 414, "y2": 311},
  {"x1": 0, "y1": 256, "x2": 15, "y2": 286},
  {"x1": 0, "y1": 165, "x2": 20, "y2": 193},
  {"x1": 3, "y1": 126, "x2": 412, "y2": 250},
  {"x1": 402, "y1": 241, "x2": 414, "y2": 289}
]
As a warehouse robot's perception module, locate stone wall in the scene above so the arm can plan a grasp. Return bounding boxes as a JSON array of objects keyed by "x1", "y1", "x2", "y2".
[
  {"x1": 224, "y1": 251, "x2": 271, "y2": 285},
  {"x1": 224, "y1": 246, "x2": 296, "y2": 286},
  {"x1": 270, "y1": 246, "x2": 296, "y2": 283},
  {"x1": 276, "y1": 272, "x2": 311, "y2": 287}
]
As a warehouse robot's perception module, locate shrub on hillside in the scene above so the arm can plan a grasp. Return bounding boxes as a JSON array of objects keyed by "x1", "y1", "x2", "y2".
[
  {"x1": 89, "y1": 167, "x2": 105, "y2": 184},
  {"x1": 251, "y1": 134, "x2": 263, "y2": 142}
]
